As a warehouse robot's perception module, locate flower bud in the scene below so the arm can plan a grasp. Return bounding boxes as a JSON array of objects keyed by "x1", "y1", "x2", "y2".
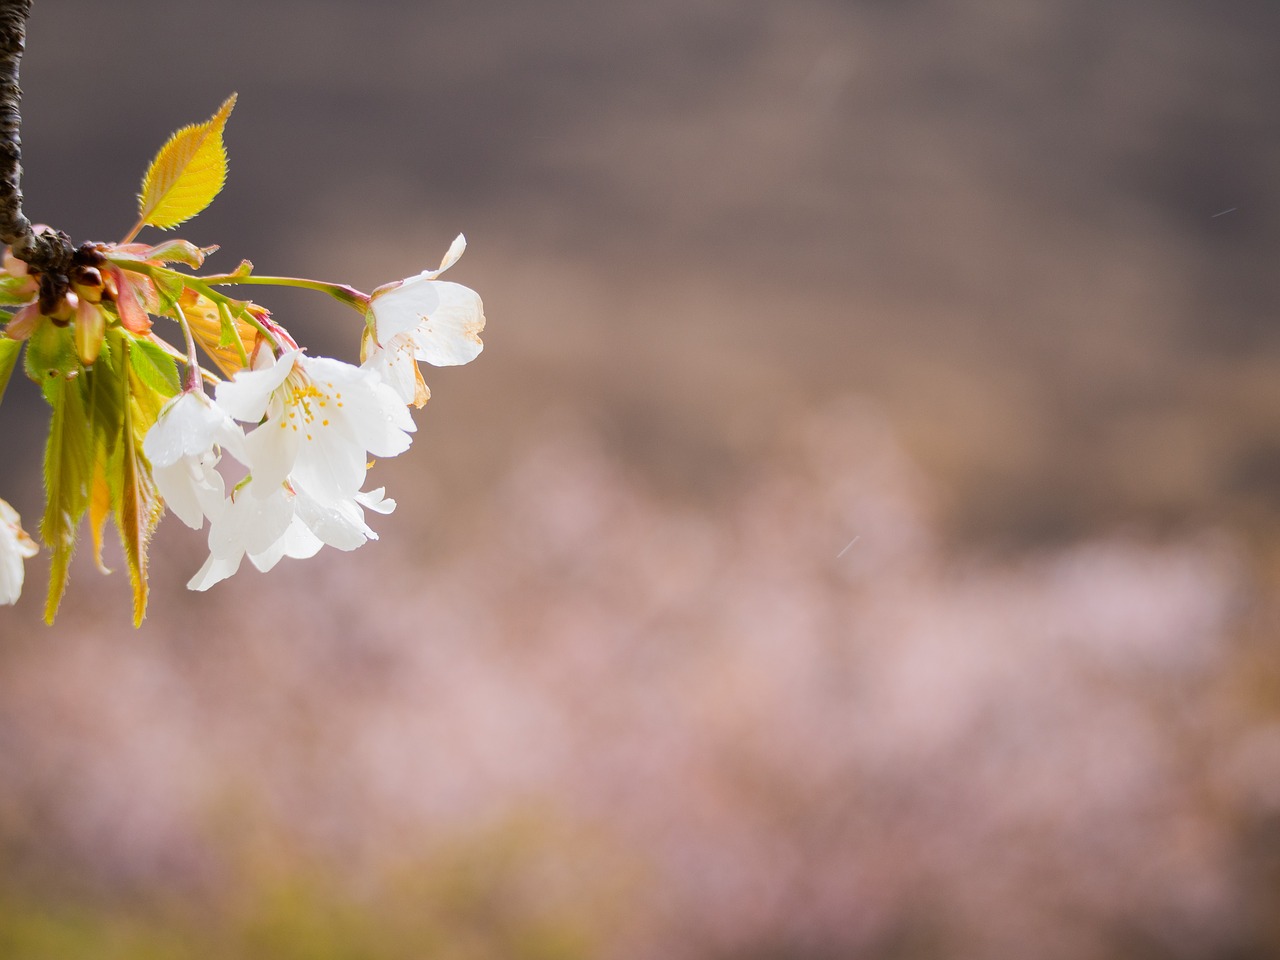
[
  {"x1": 74, "y1": 297, "x2": 106, "y2": 365},
  {"x1": 49, "y1": 291, "x2": 78, "y2": 325},
  {"x1": 72, "y1": 266, "x2": 104, "y2": 304}
]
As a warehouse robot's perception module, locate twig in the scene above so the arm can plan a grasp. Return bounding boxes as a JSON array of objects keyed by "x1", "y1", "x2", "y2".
[{"x1": 0, "y1": 0, "x2": 73, "y2": 278}]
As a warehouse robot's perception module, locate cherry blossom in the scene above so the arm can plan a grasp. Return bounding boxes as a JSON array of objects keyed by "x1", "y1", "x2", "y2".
[
  {"x1": 143, "y1": 390, "x2": 246, "y2": 529},
  {"x1": 215, "y1": 349, "x2": 414, "y2": 503},
  {"x1": 363, "y1": 235, "x2": 485, "y2": 405}
]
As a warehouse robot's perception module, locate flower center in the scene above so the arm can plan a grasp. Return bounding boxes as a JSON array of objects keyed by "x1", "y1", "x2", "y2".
[{"x1": 279, "y1": 369, "x2": 344, "y2": 440}]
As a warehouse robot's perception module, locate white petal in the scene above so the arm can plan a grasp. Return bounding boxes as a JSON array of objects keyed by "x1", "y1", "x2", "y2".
[
  {"x1": 187, "y1": 552, "x2": 242, "y2": 591},
  {"x1": 360, "y1": 334, "x2": 419, "y2": 404},
  {"x1": 216, "y1": 349, "x2": 299, "y2": 423},
  {"x1": 303, "y1": 356, "x2": 415, "y2": 459},
  {"x1": 244, "y1": 415, "x2": 302, "y2": 496},
  {"x1": 290, "y1": 417, "x2": 368, "y2": 503},
  {"x1": 432, "y1": 233, "x2": 467, "y2": 275},
  {"x1": 355, "y1": 487, "x2": 397, "y2": 515},
  {"x1": 154, "y1": 458, "x2": 224, "y2": 530},
  {"x1": 144, "y1": 391, "x2": 235, "y2": 466},
  {"x1": 207, "y1": 483, "x2": 294, "y2": 559},
  {"x1": 337, "y1": 380, "x2": 415, "y2": 459},
  {"x1": 293, "y1": 486, "x2": 375, "y2": 551},
  {"x1": 408, "y1": 282, "x2": 485, "y2": 367},
  {"x1": 0, "y1": 550, "x2": 24, "y2": 604},
  {"x1": 0, "y1": 498, "x2": 37, "y2": 605},
  {"x1": 247, "y1": 515, "x2": 323, "y2": 571}
]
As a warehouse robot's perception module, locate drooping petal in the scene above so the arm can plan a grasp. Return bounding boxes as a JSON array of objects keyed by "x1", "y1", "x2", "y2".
[
  {"x1": 154, "y1": 455, "x2": 224, "y2": 530},
  {"x1": 186, "y1": 552, "x2": 242, "y2": 591}
]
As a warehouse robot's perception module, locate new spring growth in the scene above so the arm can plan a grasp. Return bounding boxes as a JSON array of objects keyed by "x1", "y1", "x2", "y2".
[{"x1": 0, "y1": 96, "x2": 486, "y2": 625}]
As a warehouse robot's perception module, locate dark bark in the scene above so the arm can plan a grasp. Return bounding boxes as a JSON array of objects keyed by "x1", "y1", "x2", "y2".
[{"x1": 0, "y1": 0, "x2": 73, "y2": 276}]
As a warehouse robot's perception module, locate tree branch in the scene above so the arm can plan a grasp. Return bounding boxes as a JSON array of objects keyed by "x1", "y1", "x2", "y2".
[{"x1": 0, "y1": 0, "x2": 73, "y2": 277}]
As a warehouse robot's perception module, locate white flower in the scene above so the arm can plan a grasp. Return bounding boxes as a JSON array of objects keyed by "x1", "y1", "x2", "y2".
[
  {"x1": 143, "y1": 390, "x2": 246, "y2": 529},
  {"x1": 186, "y1": 479, "x2": 396, "y2": 591},
  {"x1": 363, "y1": 234, "x2": 485, "y2": 405},
  {"x1": 216, "y1": 349, "x2": 414, "y2": 503},
  {"x1": 0, "y1": 496, "x2": 38, "y2": 605}
]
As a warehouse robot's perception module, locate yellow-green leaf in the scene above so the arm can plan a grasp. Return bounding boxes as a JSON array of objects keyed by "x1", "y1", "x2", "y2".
[
  {"x1": 136, "y1": 94, "x2": 237, "y2": 230},
  {"x1": 0, "y1": 337, "x2": 20, "y2": 408},
  {"x1": 88, "y1": 458, "x2": 113, "y2": 574},
  {"x1": 0, "y1": 273, "x2": 35, "y2": 306},
  {"x1": 41, "y1": 370, "x2": 93, "y2": 624},
  {"x1": 87, "y1": 334, "x2": 127, "y2": 575},
  {"x1": 116, "y1": 341, "x2": 165, "y2": 626}
]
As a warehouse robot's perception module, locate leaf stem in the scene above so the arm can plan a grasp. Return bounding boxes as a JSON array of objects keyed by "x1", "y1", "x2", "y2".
[{"x1": 108, "y1": 257, "x2": 286, "y2": 353}]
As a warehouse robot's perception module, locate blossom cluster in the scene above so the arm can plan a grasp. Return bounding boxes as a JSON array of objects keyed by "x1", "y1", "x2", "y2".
[
  {"x1": 0, "y1": 96, "x2": 484, "y2": 624},
  {"x1": 146, "y1": 240, "x2": 483, "y2": 591}
]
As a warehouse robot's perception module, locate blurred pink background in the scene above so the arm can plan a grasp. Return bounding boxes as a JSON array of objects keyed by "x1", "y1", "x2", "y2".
[{"x1": 2, "y1": 1, "x2": 1280, "y2": 957}]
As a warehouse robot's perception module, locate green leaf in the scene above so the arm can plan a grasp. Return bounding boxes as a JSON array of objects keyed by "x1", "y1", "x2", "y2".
[
  {"x1": 40, "y1": 371, "x2": 93, "y2": 624},
  {"x1": 149, "y1": 267, "x2": 186, "y2": 312},
  {"x1": 88, "y1": 333, "x2": 126, "y2": 461},
  {"x1": 0, "y1": 336, "x2": 21, "y2": 408},
  {"x1": 0, "y1": 273, "x2": 35, "y2": 306},
  {"x1": 137, "y1": 94, "x2": 237, "y2": 230},
  {"x1": 127, "y1": 336, "x2": 181, "y2": 398},
  {"x1": 25, "y1": 320, "x2": 79, "y2": 389}
]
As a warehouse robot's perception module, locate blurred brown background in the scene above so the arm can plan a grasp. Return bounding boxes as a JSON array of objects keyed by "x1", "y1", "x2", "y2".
[{"x1": 2, "y1": 1, "x2": 1280, "y2": 958}]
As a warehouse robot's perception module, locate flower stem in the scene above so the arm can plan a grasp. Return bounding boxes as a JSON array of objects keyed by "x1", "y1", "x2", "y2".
[
  {"x1": 202, "y1": 273, "x2": 369, "y2": 311},
  {"x1": 170, "y1": 298, "x2": 203, "y2": 392}
]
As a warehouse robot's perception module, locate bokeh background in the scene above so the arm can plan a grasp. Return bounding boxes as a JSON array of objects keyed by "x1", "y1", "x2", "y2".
[{"x1": 3, "y1": 1, "x2": 1280, "y2": 957}]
